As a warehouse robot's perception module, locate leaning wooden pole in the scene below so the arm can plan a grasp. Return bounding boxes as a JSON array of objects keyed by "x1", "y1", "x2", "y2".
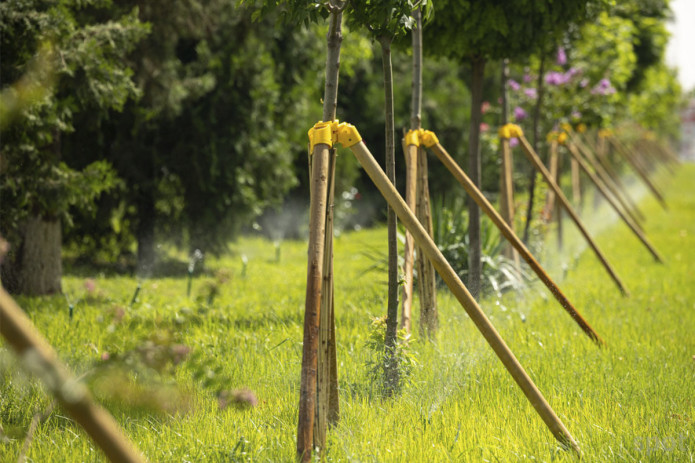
[
  {"x1": 423, "y1": 136, "x2": 603, "y2": 345},
  {"x1": 571, "y1": 133, "x2": 644, "y2": 230},
  {"x1": 0, "y1": 288, "x2": 146, "y2": 463},
  {"x1": 609, "y1": 137, "x2": 668, "y2": 210},
  {"x1": 345, "y1": 133, "x2": 581, "y2": 453},
  {"x1": 565, "y1": 142, "x2": 664, "y2": 263},
  {"x1": 515, "y1": 131, "x2": 629, "y2": 296}
]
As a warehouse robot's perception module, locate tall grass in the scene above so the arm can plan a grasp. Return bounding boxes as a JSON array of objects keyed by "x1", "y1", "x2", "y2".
[{"x1": 1, "y1": 165, "x2": 694, "y2": 462}]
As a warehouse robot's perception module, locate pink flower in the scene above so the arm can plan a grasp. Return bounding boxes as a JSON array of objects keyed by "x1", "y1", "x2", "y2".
[
  {"x1": 513, "y1": 106, "x2": 527, "y2": 121},
  {"x1": 523, "y1": 73, "x2": 533, "y2": 83},
  {"x1": 480, "y1": 122, "x2": 489, "y2": 133},
  {"x1": 101, "y1": 352, "x2": 110, "y2": 361},
  {"x1": 509, "y1": 138, "x2": 519, "y2": 148},
  {"x1": 557, "y1": 47, "x2": 567, "y2": 66},
  {"x1": 507, "y1": 79, "x2": 521, "y2": 91},
  {"x1": 84, "y1": 278, "x2": 96, "y2": 293},
  {"x1": 523, "y1": 88, "x2": 537, "y2": 99},
  {"x1": 481, "y1": 101, "x2": 491, "y2": 114}
]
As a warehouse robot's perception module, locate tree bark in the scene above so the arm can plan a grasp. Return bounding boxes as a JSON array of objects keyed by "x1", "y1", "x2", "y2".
[
  {"x1": 522, "y1": 55, "x2": 546, "y2": 244},
  {"x1": 2, "y1": 216, "x2": 62, "y2": 296},
  {"x1": 380, "y1": 36, "x2": 400, "y2": 396},
  {"x1": 467, "y1": 57, "x2": 485, "y2": 301}
]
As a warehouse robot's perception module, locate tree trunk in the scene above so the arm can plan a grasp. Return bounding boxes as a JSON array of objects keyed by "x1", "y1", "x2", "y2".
[
  {"x1": 380, "y1": 36, "x2": 400, "y2": 396},
  {"x1": 522, "y1": 55, "x2": 546, "y2": 244},
  {"x1": 467, "y1": 57, "x2": 485, "y2": 301},
  {"x1": 2, "y1": 216, "x2": 62, "y2": 296}
]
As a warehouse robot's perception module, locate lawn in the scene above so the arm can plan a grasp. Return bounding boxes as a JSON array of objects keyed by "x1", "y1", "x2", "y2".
[{"x1": 1, "y1": 163, "x2": 694, "y2": 462}]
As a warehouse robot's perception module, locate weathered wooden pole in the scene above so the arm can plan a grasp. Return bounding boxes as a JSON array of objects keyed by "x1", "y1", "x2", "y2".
[
  {"x1": 0, "y1": 288, "x2": 146, "y2": 463},
  {"x1": 499, "y1": 59, "x2": 520, "y2": 268},
  {"x1": 415, "y1": 146, "x2": 438, "y2": 337},
  {"x1": 347, "y1": 133, "x2": 581, "y2": 453},
  {"x1": 565, "y1": 142, "x2": 664, "y2": 263},
  {"x1": 544, "y1": 138, "x2": 563, "y2": 249},
  {"x1": 298, "y1": 130, "x2": 332, "y2": 462},
  {"x1": 571, "y1": 133, "x2": 644, "y2": 230},
  {"x1": 516, "y1": 132, "x2": 629, "y2": 296},
  {"x1": 609, "y1": 137, "x2": 668, "y2": 209},
  {"x1": 424, "y1": 135, "x2": 603, "y2": 345}
]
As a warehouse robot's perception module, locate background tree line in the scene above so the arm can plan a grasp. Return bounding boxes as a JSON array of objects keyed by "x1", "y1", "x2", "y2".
[{"x1": 0, "y1": 0, "x2": 682, "y2": 295}]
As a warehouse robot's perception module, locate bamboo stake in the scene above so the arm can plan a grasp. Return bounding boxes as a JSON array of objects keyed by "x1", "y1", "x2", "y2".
[
  {"x1": 401, "y1": 142, "x2": 418, "y2": 332},
  {"x1": 500, "y1": 139, "x2": 520, "y2": 269},
  {"x1": 350, "y1": 140, "x2": 581, "y2": 453},
  {"x1": 571, "y1": 156, "x2": 582, "y2": 209},
  {"x1": 610, "y1": 137, "x2": 667, "y2": 209},
  {"x1": 572, "y1": 134, "x2": 644, "y2": 230},
  {"x1": 517, "y1": 135, "x2": 629, "y2": 296},
  {"x1": 0, "y1": 288, "x2": 146, "y2": 463},
  {"x1": 415, "y1": 146, "x2": 438, "y2": 337},
  {"x1": 297, "y1": 142, "x2": 330, "y2": 463},
  {"x1": 565, "y1": 142, "x2": 663, "y2": 263},
  {"x1": 594, "y1": 136, "x2": 646, "y2": 222},
  {"x1": 429, "y1": 142, "x2": 604, "y2": 345},
  {"x1": 555, "y1": 146, "x2": 564, "y2": 250},
  {"x1": 544, "y1": 140, "x2": 560, "y2": 221}
]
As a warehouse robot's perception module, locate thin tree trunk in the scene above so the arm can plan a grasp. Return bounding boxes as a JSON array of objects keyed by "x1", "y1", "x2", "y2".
[
  {"x1": 467, "y1": 57, "x2": 485, "y2": 300},
  {"x1": 400, "y1": 7, "x2": 422, "y2": 334},
  {"x1": 309, "y1": 8, "x2": 343, "y2": 459},
  {"x1": 522, "y1": 55, "x2": 546, "y2": 243},
  {"x1": 380, "y1": 36, "x2": 400, "y2": 396}
]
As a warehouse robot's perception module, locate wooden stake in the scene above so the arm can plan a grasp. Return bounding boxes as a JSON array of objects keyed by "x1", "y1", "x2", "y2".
[
  {"x1": 610, "y1": 137, "x2": 667, "y2": 209},
  {"x1": 0, "y1": 288, "x2": 146, "y2": 463},
  {"x1": 517, "y1": 135, "x2": 629, "y2": 296},
  {"x1": 401, "y1": 142, "x2": 418, "y2": 332},
  {"x1": 565, "y1": 142, "x2": 664, "y2": 263},
  {"x1": 429, "y1": 142, "x2": 604, "y2": 345},
  {"x1": 500, "y1": 139, "x2": 520, "y2": 269},
  {"x1": 415, "y1": 146, "x2": 438, "y2": 337},
  {"x1": 571, "y1": 134, "x2": 644, "y2": 230},
  {"x1": 571, "y1": 156, "x2": 582, "y2": 210},
  {"x1": 350, "y1": 140, "x2": 582, "y2": 453},
  {"x1": 297, "y1": 143, "x2": 330, "y2": 463},
  {"x1": 544, "y1": 140, "x2": 560, "y2": 221}
]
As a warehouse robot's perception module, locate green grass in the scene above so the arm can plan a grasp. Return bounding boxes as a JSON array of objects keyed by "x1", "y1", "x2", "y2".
[{"x1": 2, "y1": 164, "x2": 695, "y2": 462}]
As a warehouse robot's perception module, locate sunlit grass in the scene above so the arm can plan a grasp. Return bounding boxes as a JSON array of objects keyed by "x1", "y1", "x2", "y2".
[{"x1": 1, "y1": 165, "x2": 694, "y2": 462}]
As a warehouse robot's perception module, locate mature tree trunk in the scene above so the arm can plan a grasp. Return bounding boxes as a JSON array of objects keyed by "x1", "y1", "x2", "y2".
[
  {"x1": 380, "y1": 35, "x2": 400, "y2": 396},
  {"x1": 467, "y1": 57, "x2": 485, "y2": 301},
  {"x1": 522, "y1": 55, "x2": 545, "y2": 243},
  {"x1": 1, "y1": 216, "x2": 62, "y2": 296}
]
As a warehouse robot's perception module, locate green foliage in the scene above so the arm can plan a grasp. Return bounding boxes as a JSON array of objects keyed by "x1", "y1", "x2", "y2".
[{"x1": 364, "y1": 316, "x2": 418, "y2": 396}]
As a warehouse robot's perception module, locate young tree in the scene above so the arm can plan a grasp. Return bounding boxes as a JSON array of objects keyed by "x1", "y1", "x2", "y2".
[
  {"x1": 348, "y1": 0, "x2": 417, "y2": 396},
  {"x1": 0, "y1": 0, "x2": 147, "y2": 294},
  {"x1": 424, "y1": 0, "x2": 591, "y2": 300}
]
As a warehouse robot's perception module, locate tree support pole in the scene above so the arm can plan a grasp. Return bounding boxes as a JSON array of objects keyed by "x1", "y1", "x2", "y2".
[
  {"x1": 401, "y1": 142, "x2": 418, "y2": 333},
  {"x1": 565, "y1": 142, "x2": 664, "y2": 263},
  {"x1": 297, "y1": 142, "x2": 331, "y2": 463},
  {"x1": 343, "y1": 132, "x2": 581, "y2": 454},
  {"x1": 513, "y1": 131, "x2": 628, "y2": 296},
  {"x1": 417, "y1": 134, "x2": 603, "y2": 345},
  {"x1": 571, "y1": 133, "x2": 644, "y2": 230},
  {"x1": 0, "y1": 288, "x2": 146, "y2": 463},
  {"x1": 609, "y1": 137, "x2": 667, "y2": 210}
]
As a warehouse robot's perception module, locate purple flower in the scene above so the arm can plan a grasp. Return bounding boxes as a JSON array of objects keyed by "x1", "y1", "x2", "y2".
[
  {"x1": 509, "y1": 137, "x2": 519, "y2": 148},
  {"x1": 523, "y1": 87, "x2": 537, "y2": 99},
  {"x1": 580, "y1": 78, "x2": 589, "y2": 88},
  {"x1": 565, "y1": 67, "x2": 580, "y2": 80},
  {"x1": 523, "y1": 72, "x2": 533, "y2": 83},
  {"x1": 513, "y1": 106, "x2": 527, "y2": 121},
  {"x1": 545, "y1": 71, "x2": 565, "y2": 86},
  {"x1": 591, "y1": 78, "x2": 616, "y2": 95},
  {"x1": 507, "y1": 79, "x2": 521, "y2": 91},
  {"x1": 571, "y1": 111, "x2": 582, "y2": 121},
  {"x1": 556, "y1": 47, "x2": 567, "y2": 66}
]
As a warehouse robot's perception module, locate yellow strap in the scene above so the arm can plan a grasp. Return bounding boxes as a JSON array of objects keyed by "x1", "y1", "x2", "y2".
[
  {"x1": 576, "y1": 123, "x2": 587, "y2": 134},
  {"x1": 547, "y1": 131, "x2": 559, "y2": 142},
  {"x1": 404, "y1": 129, "x2": 420, "y2": 147},
  {"x1": 498, "y1": 123, "x2": 523, "y2": 139},
  {"x1": 403, "y1": 129, "x2": 439, "y2": 148},
  {"x1": 598, "y1": 128, "x2": 613, "y2": 138},
  {"x1": 557, "y1": 132, "x2": 568, "y2": 145},
  {"x1": 419, "y1": 130, "x2": 439, "y2": 148},
  {"x1": 308, "y1": 120, "x2": 362, "y2": 152},
  {"x1": 560, "y1": 122, "x2": 573, "y2": 133}
]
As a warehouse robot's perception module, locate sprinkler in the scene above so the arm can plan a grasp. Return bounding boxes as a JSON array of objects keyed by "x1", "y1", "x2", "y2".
[
  {"x1": 241, "y1": 255, "x2": 248, "y2": 278},
  {"x1": 274, "y1": 241, "x2": 281, "y2": 263},
  {"x1": 129, "y1": 282, "x2": 141, "y2": 307},
  {"x1": 187, "y1": 249, "x2": 204, "y2": 297},
  {"x1": 64, "y1": 292, "x2": 74, "y2": 321}
]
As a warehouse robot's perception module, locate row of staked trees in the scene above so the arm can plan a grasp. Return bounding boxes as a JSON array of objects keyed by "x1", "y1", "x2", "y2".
[{"x1": 0, "y1": 0, "x2": 681, "y2": 297}]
